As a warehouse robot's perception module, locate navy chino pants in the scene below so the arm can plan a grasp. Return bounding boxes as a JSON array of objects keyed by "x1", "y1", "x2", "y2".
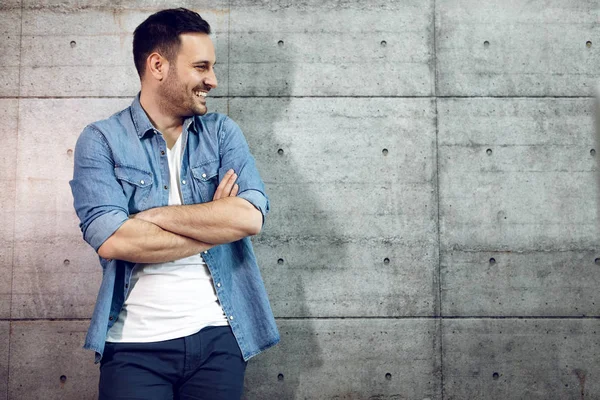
[{"x1": 99, "y1": 326, "x2": 247, "y2": 400}]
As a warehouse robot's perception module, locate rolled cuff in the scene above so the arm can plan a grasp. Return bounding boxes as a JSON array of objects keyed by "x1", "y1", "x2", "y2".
[
  {"x1": 238, "y1": 189, "x2": 270, "y2": 224},
  {"x1": 83, "y1": 209, "x2": 129, "y2": 251}
]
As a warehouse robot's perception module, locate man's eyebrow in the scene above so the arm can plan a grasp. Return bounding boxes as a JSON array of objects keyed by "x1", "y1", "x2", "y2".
[{"x1": 192, "y1": 60, "x2": 216, "y2": 65}]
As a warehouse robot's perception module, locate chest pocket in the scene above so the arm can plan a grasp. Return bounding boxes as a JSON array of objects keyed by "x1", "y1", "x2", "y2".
[
  {"x1": 191, "y1": 160, "x2": 220, "y2": 202},
  {"x1": 114, "y1": 165, "x2": 153, "y2": 213}
]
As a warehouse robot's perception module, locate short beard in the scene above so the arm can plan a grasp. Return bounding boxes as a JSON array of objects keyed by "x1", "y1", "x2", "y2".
[{"x1": 157, "y1": 63, "x2": 201, "y2": 118}]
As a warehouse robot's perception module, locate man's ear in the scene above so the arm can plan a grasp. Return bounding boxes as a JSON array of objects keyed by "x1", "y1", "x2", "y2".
[{"x1": 146, "y1": 52, "x2": 168, "y2": 81}]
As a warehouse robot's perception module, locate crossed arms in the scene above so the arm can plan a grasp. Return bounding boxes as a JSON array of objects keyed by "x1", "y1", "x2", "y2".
[{"x1": 98, "y1": 170, "x2": 263, "y2": 263}]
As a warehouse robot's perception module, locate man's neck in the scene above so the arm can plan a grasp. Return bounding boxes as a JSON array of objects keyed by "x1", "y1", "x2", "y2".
[{"x1": 139, "y1": 89, "x2": 183, "y2": 149}]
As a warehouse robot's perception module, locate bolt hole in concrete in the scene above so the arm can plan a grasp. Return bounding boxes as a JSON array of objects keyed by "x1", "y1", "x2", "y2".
[
  {"x1": 277, "y1": 373, "x2": 284, "y2": 381},
  {"x1": 277, "y1": 148, "x2": 284, "y2": 155},
  {"x1": 67, "y1": 148, "x2": 73, "y2": 156},
  {"x1": 587, "y1": 40, "x2": 592, "y2": 48},
  {"x1": 489, "y1": 258, "x2": 496, "y2": 265},
  {"x1": 383, "y1": 257, "x2": 390, "y2": 264},
  {"x1": 385, "y1": 373, "x2": 392, "y2": 380},
  {"x1": 278, "y1": 40, "x2": 284, "y2": 47},
  {"x1": 595, "y1": 258, "x2": 600, "y2": 265},
  {"x1": 63, "y1": 259, "x2": 70, "y2": 266},
  {"x1": 591, "y1": 149, "x2": 596, "y2": 156},
  {"x1": 277, "y1": 258, "x2": 284, "y2": 265},
  {"x1": 484, "y1": 40, "x2": 490, "y2": 48},
  {"x1": 380, "y1": 40, "x2": 387, "y2": 47},
  {"x1": 60, "y1": 375, "x2": 67, "y2": 383},
  {"x1": 382, "y1": 148, "x2": 389, "y2": 156},
  {"x1": 492, "y1": 372, "x2": 499, "y2": 380},
  {"x1": 70, "y1": 40, "x2": 76, "y2": 48},
  {"x1": 486, "y1": 148, "x2": 492, "y2": 155}
]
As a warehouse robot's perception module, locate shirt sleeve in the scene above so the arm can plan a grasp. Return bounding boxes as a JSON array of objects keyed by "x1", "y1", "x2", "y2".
[
  {"x1": 218, "y1": 117, "x2": 270, "y2": 224},
  {"x1": 69, "y1": 125, "x2": 129, "y2": 252}
]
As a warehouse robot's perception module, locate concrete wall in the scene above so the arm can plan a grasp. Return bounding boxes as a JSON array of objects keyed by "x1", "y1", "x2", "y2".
[{"x1": 1, "y1": 0, "x2": 599, "y2": 399}]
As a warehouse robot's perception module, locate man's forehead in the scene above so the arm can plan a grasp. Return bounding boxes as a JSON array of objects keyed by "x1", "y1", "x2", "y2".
[{"x1": 177, "y1": 36, "x2": 215, "y2": 64}]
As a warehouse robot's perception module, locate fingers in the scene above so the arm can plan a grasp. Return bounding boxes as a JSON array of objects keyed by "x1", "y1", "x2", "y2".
[
  {"x1": 213, "y1": 169, "x2": 234, "y2": 200},
  {"x1": 213, "y1": 169, "x2": 238, "y2": 200}
]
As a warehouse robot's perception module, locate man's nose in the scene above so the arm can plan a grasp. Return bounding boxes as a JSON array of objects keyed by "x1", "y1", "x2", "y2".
[{"x1": 205, "y1": 69, "x2": 218, "y2": 89}]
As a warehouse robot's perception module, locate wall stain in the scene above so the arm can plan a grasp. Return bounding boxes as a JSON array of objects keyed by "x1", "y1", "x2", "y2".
[{"x1": 572, "y1": 368, "x2": 586, "y2": 400}]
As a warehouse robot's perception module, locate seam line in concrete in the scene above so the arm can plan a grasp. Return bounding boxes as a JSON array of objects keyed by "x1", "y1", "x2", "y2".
[
  {"x1": 275, "y1": 316, "x2": 600, "y2": 320},
  {"x1": 433, "y1": 1, "x2": 445, "y2": 394},
  {"x1": 227, "y1": 0, "x2": 230, "y2": 115},
  {"x1": 0, "y1": 95, "x2": 596, "y2": 100},
  {"x1": 3, "y1": 316, "x2": 600, "y2": 323}
]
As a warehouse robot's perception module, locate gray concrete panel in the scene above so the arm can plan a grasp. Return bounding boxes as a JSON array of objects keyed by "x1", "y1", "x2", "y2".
[
  {"x1": 243, "y1": 318, "x2": 441, "y2": 400},
  {"x1": 229, "y1": 0, "x2": 434, "y2": 96},
  {"x1": 8, "y1": 320, "x2": 98, "y2": 400},
  {"x1": 17, "y1": 98, "x2": 131, "y2": 180},
  {"x1": 20, "y1": 2, "x2": 229, "y2": 97},
  {"x1": 12, "y1": 239, "x2": 100, "y2": 319},
  {"x1": 0, "y1": 99, "x2": 19, "y2": 319},
  {"x1": 436, "y1": 0, "x2": 600, "y2": 96},
  {"x1": 229, "y1": 98, "x2": 436, "y2": 185},
  {"x1": 254, "y1": 239, "x2": 438, "y2": 317},
  {"x1": 438, "y1": 98, "x2": 600, "y2": 252},
  {"x1": 0, "y1": 3, "x2": 21, "y2": 97},
  {"x1": 441, "y1": 251, "x2": 600, "y2": 317},
  {"x1": 0, "y1": 322, "x2": 8, "y2": 400},
  {"x1": 232, "y1": 97, "x2": 438, "y2": 317},
  {"x1": 443, "y1": 319, "x2": 600, "y2": 400}
]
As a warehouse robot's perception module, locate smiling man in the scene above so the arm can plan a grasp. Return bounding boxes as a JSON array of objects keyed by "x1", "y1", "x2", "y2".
[{"x1": 69, "y1": 8, "x2": 279, "y2": 400}]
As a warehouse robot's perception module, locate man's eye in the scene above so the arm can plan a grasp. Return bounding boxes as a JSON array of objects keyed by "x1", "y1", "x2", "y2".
[{"x1": 196, "y1": 66, "x2": 207, "y2": 71}]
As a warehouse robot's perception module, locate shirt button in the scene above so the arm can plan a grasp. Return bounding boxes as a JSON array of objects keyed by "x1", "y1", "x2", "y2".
[
  {"x1": 140, "y1": 180, "x2": 145, "y2": 185},
  {"x1": 109, "y1": 316, "x2": 114, "y2": 321},
  {"x1": 229, "y1": 315, "x2": 234, "y2": 320},
  {"x1": 203, "y1": 251, "x2": 208, "y2": 254},
  {"x1": 217, "y1": 282, "x2": 221, "y2": 288},
  {"x1": 164, "y1": 185, "x2": 168, "y2": 190},
  {"x1": 125, "y1": 284, "x2": 129, "y2": 289},
  {"x1": 182, "y1": 180, "x2": 187, "y2": 185},
  {"x1": 201, "y1": 173, "x2": 207, "y2": 178},
  {"x1": 161, "y1": 150, "x2": 165, "y2": 156}
]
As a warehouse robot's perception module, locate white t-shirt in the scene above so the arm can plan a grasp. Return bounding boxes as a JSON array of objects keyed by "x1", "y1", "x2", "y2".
[{"x1": 106, "y1": 133, "x2": 228, "y2": 343}]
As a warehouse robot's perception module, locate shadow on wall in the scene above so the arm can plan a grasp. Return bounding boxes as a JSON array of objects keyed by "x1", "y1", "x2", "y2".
[{"x1": 236, "y1": 35, "x2": 331, "y2": 399}]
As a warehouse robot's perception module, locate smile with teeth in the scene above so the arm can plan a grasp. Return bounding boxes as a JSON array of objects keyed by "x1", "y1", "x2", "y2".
[{"x1": 194, "y1": 90, "x2": 207, "y2": 98}]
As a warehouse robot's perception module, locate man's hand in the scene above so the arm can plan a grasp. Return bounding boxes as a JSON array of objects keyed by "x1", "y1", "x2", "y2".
[{"x1": 213, "y1": 169, "x2": 238, "y2": 200}]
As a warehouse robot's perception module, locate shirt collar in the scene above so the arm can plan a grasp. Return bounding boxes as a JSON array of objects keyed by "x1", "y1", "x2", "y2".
[{"x1": 130, "y1": 93, "x2": 198, "y2": 138}]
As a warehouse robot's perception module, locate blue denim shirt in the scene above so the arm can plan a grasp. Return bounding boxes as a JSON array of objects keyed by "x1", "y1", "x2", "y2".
[{"x1": 70, "y1": 95, "x2": 279, "y2": 363}]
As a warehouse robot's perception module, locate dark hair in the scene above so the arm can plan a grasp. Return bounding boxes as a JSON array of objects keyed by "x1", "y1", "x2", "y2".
[{"x1": 133, "y1": 8, "x2": 211, "y2": 77}]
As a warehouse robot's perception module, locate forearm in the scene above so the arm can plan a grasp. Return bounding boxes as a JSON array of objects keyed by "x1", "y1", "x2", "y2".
[
  {"x1": 97, "y1": 218, "x2": 212, "y2": 263},
  {"x1": 135, "y1": 197, "x2": 262, "y2": 245}
]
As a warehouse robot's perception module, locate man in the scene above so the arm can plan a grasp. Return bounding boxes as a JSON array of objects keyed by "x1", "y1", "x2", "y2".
[{"x1": 70, "y1": 8, "x2": 279, "y2": 399}]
